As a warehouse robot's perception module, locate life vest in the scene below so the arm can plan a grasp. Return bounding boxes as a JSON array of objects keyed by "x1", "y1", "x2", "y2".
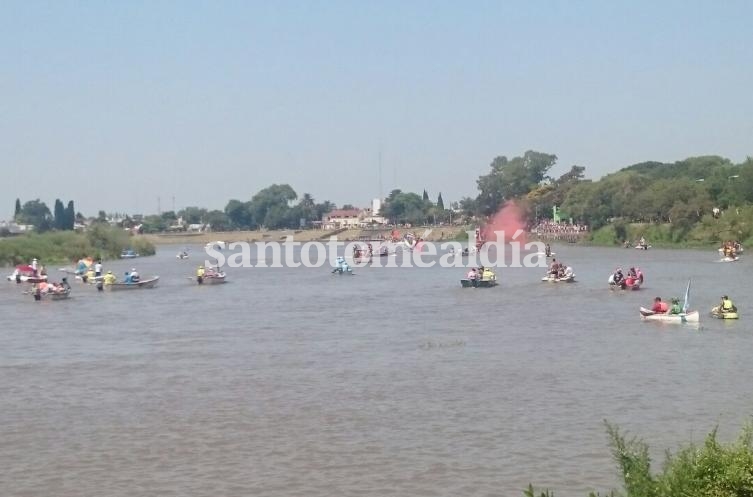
[
  {"x1": 722, "y1": 299, "x2": 734, "y2": 311},
  {"x1": 657, "y1": 302, "x2": 669, "y2": 313}
]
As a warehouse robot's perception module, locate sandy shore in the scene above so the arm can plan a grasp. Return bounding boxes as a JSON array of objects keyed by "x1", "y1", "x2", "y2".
[{"x1": 141, "y1": 226, "x2": 469, "y2": 245}]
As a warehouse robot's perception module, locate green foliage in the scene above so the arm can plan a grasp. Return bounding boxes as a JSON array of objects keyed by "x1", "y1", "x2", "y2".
[
  {"x1": 0, "y1": 226, "x2": 154, "y2": 265},
  {"x1": 16, "y1": 199, "x2": 52, "y2": 232},
  {"x1": 14, "y1": 198, "x2": 21, "y2": 220},
  {"x1": 437, "y1": 192, "x2": 444, "y2": 211},
  {"x1": 477, "y1": 151, "x2": 558, "y2": 216},
  {"x1": 382, "y1": 191, "x2": 431, "y2": 225},
  {"x1": 526, "y1": 421, "x2": 753, "y2": 497}
]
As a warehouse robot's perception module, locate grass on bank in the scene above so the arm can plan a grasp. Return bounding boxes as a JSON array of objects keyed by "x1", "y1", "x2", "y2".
[
  {"x1": 0, "y1": 224, "x2": 155, "y2": 266},
  {"x1": 526, "y1": 421, "x2": 753, "y2": 497}
]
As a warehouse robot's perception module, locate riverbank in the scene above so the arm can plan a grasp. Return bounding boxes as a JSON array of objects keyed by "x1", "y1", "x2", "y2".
[
  {"x1": 0, "y1": 226, "x2": 155, "y2": 266},
  {"x1": 140, "y1": 226, "x2": 471, "y2": 245}
]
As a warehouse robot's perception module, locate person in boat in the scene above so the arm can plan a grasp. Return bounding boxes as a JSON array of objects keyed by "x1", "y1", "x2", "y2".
[
  {"x1": 466, "y1": 267, "x2": 479, "y2": 287},
  {"x1": 103, "y1": 271, "x2": 117, "y2": 285},
  {"x1": 31, "y1": 258, "x2": 39, "y2": 276},
  {"x1": 612, "y1": 268, "x2": 625, "y2": 287},
  {"x1": 461, "y1": 247, "x2": 470, "y2": 256},
  {"x1": 61, "y1": 277, "x2": 71, "y2": 291},
  {"x1": 720, "y1": 295, "x2": 737, "y2": 313},
  {"x1": 94, "y1": 260, "x2": 103, "y2": 278},
  {"x1": 482, "y1": 266, "x2": 495, "y2": 281},
  {"x1": 197, "y1": 265, "x2": 205, "y2": 284},
  {"x1": 130, "y1": 268, "x2": 140, "y2": 283},
  {"x1": 549, "y1": 258, "x2": 560, "y2": 276},
  {"x1": 367, "y1": 243, "x2": 373, "y2": 256},
  {"x1": 544, "y1": 244, "x2": 551, "y2": 257},
  {"x1": 651, "y1": 297, "x2": 669, "y2": 314},
  {"x1": 639, "y1": 237, "x2": 646, "y2": 247},
  {"x1": 669, "y1": 298, "x2": 682, "y2": 315},
  {"x1": 627, "y1": 267, "x2": 637, "y2": 279}
]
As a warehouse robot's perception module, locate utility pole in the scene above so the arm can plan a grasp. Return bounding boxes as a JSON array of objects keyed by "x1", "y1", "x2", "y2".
[{"x1": 157, "y1": 197, "x2": 161, "y2": 215}]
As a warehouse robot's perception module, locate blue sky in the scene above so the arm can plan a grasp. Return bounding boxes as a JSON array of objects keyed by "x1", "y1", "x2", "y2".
[{"x1": 2, "y1": 1, "x2": 752, "y2": 216}]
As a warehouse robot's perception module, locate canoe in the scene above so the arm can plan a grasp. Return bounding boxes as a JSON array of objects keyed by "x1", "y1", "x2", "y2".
[
  {"x1": 634, "y1": 245, "x2": 651, "y2": 250},
  {"x1": 542, "y1": 274, "x2": 575, "y2": 283},
  {"x1": 105, "y1": 276, "x2": 159, "y2": 290},
  {"x1": 460, "y1": 278, "x2": 498, "y2": 288},
  {"x1": 198, "y1": 273, "x2": 226, "y2": 284},
  {"x1": 639, "y1": 307, "x2": 700, "y2": 323}
]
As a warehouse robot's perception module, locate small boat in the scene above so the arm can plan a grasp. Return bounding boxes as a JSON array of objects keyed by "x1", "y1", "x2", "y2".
[
  {"x1": 719, "y1": 256, "x2": 739, "y2": 263},
  {"x1": 120, "y1": 249, "x2": 140, "y2": 259},
  {"x1": 634, "y1": 244, "x2": 651, "y2": 250},
  {"x1": 176, "y1": 252, "x2": 190, "y2": 259},
  {"x1": 460, "y1": 278, "x2": 498, "y2": 288},
  {"x1": 105, "y1": 276, "x2": 159, "y2": 290},
  {"x1": 640, "y1": 279, "x2": 698, "y2": 323},
  {"x1": 197, "y1": 272, "x2": 226, "y2": 285},
  {"x1": 6, "y1": 265, "x2": 48, "y2": 283},
  {"x1": 40, "y1": 288, "x2": 72, "y2": 301},
  {"x1": 608, "y1": 274, "x2": 641, "y2": 290},
  {"x1": 541, "y1": 268, "x2": 575, "y2": 283},
  {"x1": 206, "y1": 241, "x2": 226, "y2": 250},
  {"x1": 710, "y1": 306, "x2": 739, "y2": 320},
  {"x1": 640, "y1": 307, "x2": 700, "y2": 323}
]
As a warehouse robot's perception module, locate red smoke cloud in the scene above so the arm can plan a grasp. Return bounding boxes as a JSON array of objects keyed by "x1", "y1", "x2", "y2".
[{"x1": 482, "y1": 201, "x2": 527, "y2": 244}]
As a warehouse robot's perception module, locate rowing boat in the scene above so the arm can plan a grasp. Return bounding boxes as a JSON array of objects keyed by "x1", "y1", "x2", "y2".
[
  {"x1": 460, "y1": 278, "x2": 498, "y2": 288},
  {"x1": 542, "y1": 273, "x2": 575, "y2": 283},
  {"x1": 105, "y1": 276, "x2": 159, "y2": 290},
  {"x1": 198, "y1": 272, "x2": 226, "y2": 285},
  {"x1": 40, "y1": 289, "x2": 72, "y2": 301}
]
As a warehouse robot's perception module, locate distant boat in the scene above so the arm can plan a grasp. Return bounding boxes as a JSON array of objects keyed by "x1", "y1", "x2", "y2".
[{"x1": 120, "y1": 249, "x2": 140, "y2": 259}]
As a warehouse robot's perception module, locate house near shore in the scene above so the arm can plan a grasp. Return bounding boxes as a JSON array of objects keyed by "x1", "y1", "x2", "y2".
[
  {"x1": 0, "y1": 221, "x2": 34, "y2": 234},
  {"x1": 322, "y1": 200, "x2": 387, "y2": 230}
]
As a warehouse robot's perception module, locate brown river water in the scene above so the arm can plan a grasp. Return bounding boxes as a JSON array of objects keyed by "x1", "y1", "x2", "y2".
[{"x1": 1, "y1": 244, "x2": 752, "y2": 496}]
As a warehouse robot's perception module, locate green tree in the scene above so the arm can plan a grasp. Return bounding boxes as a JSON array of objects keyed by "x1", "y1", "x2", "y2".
[
  {"x1": 437, "y1": 193, "x2": 444, "y2": 211},
  {"x1": 65, "y1": 201, "x2": 75, "y2": 230},
  {"x1": 422, "y1": 189, "x2": 429, "y2": 202},
  {"x1": 53, "y1": 199, "x2": 65, "y2": 230},
  {"x1": 14, "y1": 198, "x2": 21, "y2": 221},
  {"x1": 204, "y1": 210, "x2": 231, "y2": 231},
  {"x1": 476, "y1": 151, "x2": 558, "y2": 215},
  {"x1": 17, "y1": 199, "x2": 52, "y2": 232},
  {"x1": 224, "y1": 199, "x2": 254, "y2": 229},
  {"x1": 177, "y1": 206, "x2": 208, "y2": 224},
  {"x1": 248, "y1": 184, "x2": 297, "y2": 229}
]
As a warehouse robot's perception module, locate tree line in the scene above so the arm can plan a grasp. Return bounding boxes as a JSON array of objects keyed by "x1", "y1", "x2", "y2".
[
  {"x1": 9, "y1": 152, "x2": 753, "y2": 242},
  {"x1": 12, "y1": 198, "x2": 78, "y2": 232}
]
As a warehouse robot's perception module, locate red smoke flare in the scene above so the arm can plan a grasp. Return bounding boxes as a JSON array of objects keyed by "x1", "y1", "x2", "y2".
[{"x1": 481, "y1": 201, "x2": 527, "y2": 244}]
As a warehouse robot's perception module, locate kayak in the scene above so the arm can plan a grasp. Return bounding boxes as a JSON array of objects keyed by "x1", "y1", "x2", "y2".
[
  {"x1": 608, "y1": 274, "x2": 641, "y2": 290},
  {"x1": 639, "y1": 307, "x2": 700, "y2": 323},
  {"x1": 635, "y1": 245, "x2": 651, "y2": 250},
  {"x1": 40, "y1": 288, "x2": 72, "y2": 301},
  {"x1": 710, "y1": 306, "x2": 739, "y2": 319},
  {"x1": 719, "y1": 256, "x2": 739, "y2": 262}
]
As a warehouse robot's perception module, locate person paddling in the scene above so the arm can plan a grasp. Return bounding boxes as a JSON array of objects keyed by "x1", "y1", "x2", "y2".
[{"x1": 651, "y1": 297, "x2": 668, "y2": 314}]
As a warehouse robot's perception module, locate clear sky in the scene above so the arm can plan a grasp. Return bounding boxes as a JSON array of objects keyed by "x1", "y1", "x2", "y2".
[{"x1": 3, "y1": 0, "x2": 752, "y2": 216}]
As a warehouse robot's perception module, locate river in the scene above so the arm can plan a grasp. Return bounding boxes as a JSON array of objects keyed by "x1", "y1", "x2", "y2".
[{"x1": 1, "y1": 244, "x2": 752, "y2": 496}]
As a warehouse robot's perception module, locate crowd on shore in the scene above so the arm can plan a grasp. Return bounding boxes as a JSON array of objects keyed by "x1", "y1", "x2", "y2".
[{"x1": 530, "y1": 221, "x2": 589, "y2": 238}]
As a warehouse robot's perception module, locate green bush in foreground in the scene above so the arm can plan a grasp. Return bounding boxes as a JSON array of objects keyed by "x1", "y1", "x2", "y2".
[
  {"x1": 0, "y1": 226, "x2": 155, "y2": 266},
  {"x1": 526, "y1": 421, "x2": 753, "y2": 497}
]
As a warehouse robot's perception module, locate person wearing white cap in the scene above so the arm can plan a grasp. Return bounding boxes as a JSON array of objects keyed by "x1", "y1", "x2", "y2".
[
  {"x1": 31, "y1": 258, "x2": 38, "y2": 276},
  {"x1": 130, "y1": 268, "x2": 140, "y2": 283}
]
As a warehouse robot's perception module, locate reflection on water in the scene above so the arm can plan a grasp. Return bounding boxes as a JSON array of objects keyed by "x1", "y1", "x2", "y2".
[{"x1": 1, "y1": 245, "x2": 752, "y2": 496}]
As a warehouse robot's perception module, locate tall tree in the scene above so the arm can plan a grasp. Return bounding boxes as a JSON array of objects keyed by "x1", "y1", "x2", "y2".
[
  {"x1": 14, "y1": 198, "x2": 21, "y2": 221},
  {"x1": 65, "y1": 201, "x2": 75, "y2": 230},
  {"x1": 436, "y1": 192, "x2": 444, "y2": 210},
  {"x1": 53, "y1": 199, "x2": 65, "y2": 230},
  {"x1": 422, "y1": 189, "x2": 429, "y2": 202}
]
